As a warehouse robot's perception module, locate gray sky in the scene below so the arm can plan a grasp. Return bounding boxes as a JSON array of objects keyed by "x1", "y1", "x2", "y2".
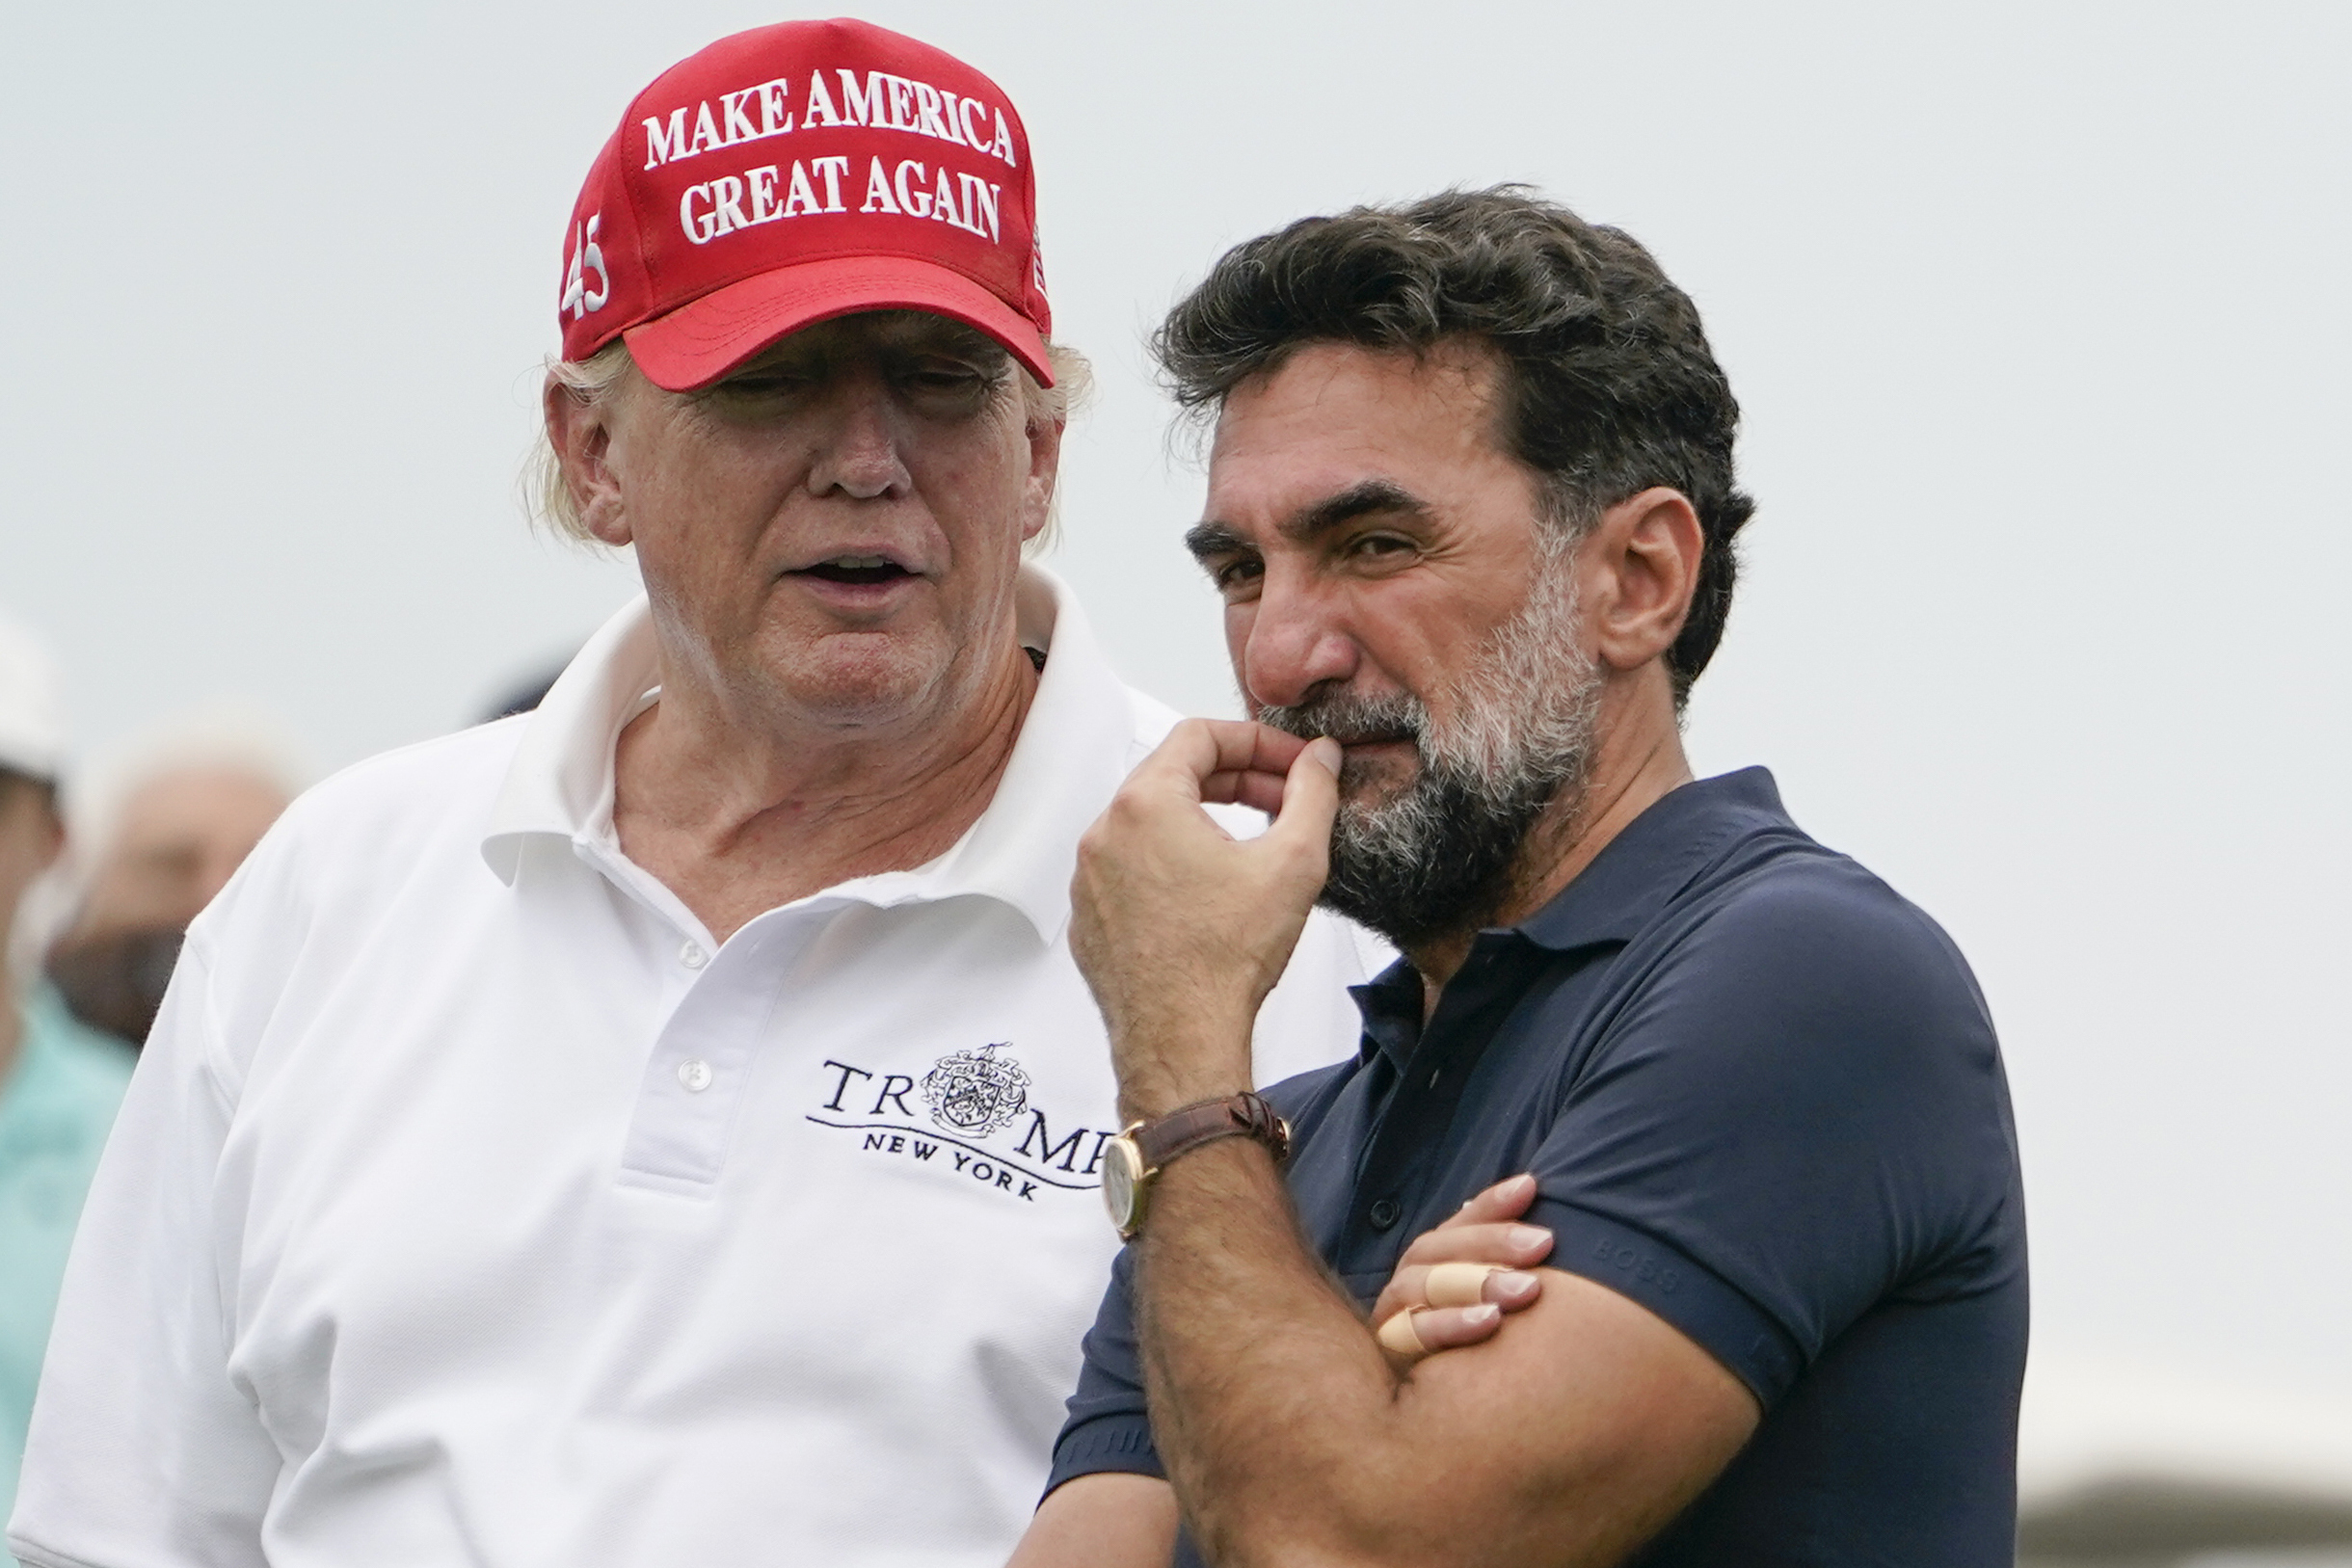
[{"x1": 5, "y1": 0, "x2": 2347, "y2": 1420}]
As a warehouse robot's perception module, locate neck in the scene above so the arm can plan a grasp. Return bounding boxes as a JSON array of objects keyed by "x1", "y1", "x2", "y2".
[
  {"x1": 1405, "y1": 687, "x2": 1693, "y2": 1017},
  {"x1": 614, "y1": 638, "x2": 1038, "y2": 945}
]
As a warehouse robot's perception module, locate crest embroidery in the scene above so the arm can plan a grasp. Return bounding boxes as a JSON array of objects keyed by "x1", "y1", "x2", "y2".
[{"x1": 920, "y1": 1043, "x2": 1030, "y2": 1136}]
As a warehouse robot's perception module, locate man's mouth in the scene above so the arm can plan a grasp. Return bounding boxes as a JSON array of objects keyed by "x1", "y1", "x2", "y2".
[
  {"x1": 795, "y1": 553, "x2": 916, "y2": 586},
  {"x1": 1324, "y1": 728, "x2": 1416, "y2": 750},
  {"x1": 1257, "y1": 695, "x2": 1426, "y2": 760}
]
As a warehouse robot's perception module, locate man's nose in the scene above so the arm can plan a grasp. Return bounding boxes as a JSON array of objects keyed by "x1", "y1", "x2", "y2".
[
  {"x1": 1239, "y1": 576, "x2": 1361, "y2": 711},
  {"x1": 806, "y1": 374, "x2": 913, "y2": 500}
]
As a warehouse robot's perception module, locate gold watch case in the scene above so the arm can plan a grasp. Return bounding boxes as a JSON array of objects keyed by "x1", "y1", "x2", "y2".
[{"x1": 1100, "y1": 1129, "x2": 1151, "y2": 1239}]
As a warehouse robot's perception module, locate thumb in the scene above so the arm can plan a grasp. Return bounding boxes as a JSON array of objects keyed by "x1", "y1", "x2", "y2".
[{"x1": 1264, "y1": 737, "x2": 1341, "y2": 868}]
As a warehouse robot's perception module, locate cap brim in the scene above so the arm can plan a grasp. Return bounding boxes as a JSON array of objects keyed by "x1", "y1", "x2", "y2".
[{"x1": 624, "y1": 256, "x2": 1053, "y2": 392}]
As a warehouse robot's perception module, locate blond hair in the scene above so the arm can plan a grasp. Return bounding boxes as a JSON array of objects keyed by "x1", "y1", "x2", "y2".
[{"x1": 525, "y1": 337, "x2": 1091, "y2": 551}]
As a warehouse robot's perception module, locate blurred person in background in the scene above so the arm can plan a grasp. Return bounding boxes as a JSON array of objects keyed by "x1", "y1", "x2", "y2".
[
  {"x1": 0, "y1": 620, "x2": 132, "y2": 1568},
  {"x1": 42, "y1": 713, "x2": 300, "y2": 1048},
  {"x1": 9, "y1": 20, "x2": 1371, "y2": 1568}
]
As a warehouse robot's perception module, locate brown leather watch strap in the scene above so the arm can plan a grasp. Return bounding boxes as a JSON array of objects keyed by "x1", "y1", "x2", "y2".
[{"x1": 1133, "y1": 1091, "x2": 1292, "y2": 1173}]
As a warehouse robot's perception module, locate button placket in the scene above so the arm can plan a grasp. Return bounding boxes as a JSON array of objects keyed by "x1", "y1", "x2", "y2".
[
  {"x1": 1343, "y1": 938, "x2": 1534, "y2": 1258},
  {"x1": 619, "y1": 914, "x2": 817, "y2": 1190}
]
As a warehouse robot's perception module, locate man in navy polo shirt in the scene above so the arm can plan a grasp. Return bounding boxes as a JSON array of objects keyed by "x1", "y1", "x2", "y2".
[{"x1": 1008, "y1": 189, "x2": 2026, "y2": 1568}]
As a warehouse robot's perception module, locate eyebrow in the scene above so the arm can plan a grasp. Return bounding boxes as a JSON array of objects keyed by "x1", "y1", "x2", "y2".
[{"x1": 1184, "y1": 478, "x2": 1430, "y2": 563}]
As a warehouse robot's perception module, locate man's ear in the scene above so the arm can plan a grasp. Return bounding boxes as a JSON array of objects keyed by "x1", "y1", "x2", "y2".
[
  {"x1": 1018, "y1": 411, "x2": 1065, "y2": 546},
  {"x1": 1582, "y1": 487, "x2": 1704, "y2": 675},
  {"x1": 544, "y1": 377, "x2": 629, "y2": 547}
]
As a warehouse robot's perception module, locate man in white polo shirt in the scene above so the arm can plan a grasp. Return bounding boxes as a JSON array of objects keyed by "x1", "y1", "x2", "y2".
[{"x1": 8, "y1": 21, "x2": 1371, "y2": 1568}]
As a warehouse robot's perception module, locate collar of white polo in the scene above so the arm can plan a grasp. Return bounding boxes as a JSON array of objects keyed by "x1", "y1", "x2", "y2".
[{"x1": 479, "y1": 564, "x2": 1133, "y2": 944}]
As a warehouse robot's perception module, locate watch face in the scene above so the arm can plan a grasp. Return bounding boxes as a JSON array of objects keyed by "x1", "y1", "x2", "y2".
[{"x1": 1102, "y1": 1136, "x2": 1145, "y2": 1236}]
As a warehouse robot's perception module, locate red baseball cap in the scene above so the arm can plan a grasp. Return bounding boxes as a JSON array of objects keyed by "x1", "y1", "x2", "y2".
[{"x1": 557, "y1": 18, "x2": 1053, "y2": 390}]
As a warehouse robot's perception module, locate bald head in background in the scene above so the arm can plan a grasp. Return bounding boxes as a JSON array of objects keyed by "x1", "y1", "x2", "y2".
[
  {"x1": 46, "y1": 751, "x2": 295, "y2": 1047},
  {"x1": 67, "y1": 766, "x2": 288, "y2": 944}
]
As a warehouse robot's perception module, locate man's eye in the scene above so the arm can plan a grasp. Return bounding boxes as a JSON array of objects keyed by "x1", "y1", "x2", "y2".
[
  {"x1": 1212, "y1": 557, "x2": 1264, "y2": 591},
  {"x1": 717, "y1": 370, "x2": 814, "y2": 398},
  {"x1": 1348, "y1": 533, "x2": 1414, "y2": 560},
  {"x1": 902, "y1": 362, "x2": 991, "y2": 394}
]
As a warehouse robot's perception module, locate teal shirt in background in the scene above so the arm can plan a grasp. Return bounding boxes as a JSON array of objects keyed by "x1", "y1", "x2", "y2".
[{"x1": 0, "y1": 985, "x2": 134, "y2": 1564}]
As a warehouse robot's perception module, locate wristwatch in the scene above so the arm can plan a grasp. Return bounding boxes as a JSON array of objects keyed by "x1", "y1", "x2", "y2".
[{"x1": 1101, "y1": 1092, "x2": 1292, "y2": 1240}]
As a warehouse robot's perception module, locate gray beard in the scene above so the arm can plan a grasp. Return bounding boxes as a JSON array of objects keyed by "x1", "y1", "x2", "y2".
[{"x1": 1257, "y1": 559, "x2": 1603, "y2": 951}]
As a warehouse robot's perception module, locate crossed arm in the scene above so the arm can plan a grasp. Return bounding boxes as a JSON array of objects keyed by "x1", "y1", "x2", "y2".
[
  {"x1": 1016, "y1": 1159, "x2": 1755, "y2": 1568},
  {"x1": 1015, "y1": 1173, "x2": 1555, "y2": 1568},
  {"x1": 1012, "y1": 722, "x2": 1759, "y2": 1568}
]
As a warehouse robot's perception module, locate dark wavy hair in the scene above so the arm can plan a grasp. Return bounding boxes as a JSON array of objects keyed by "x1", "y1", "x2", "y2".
[{"x1": 1154, "y1": 187, "x2": 1754, "y2": 704}]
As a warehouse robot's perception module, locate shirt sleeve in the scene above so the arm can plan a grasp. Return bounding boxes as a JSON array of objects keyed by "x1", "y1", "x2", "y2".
[
  {"x1": 1525, "y1": 864, "x2": 2017, "y2": 1409},
  {"x1": 8, "y1": 934, "x2": 282, "y2": 1568},
  {"x1": 1043, "y1": 1243, "x2": 1163, "y2": 1498}
]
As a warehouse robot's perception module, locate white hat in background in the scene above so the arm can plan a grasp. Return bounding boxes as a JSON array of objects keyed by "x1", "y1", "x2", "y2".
[{"x1": 0, "y1": 616, "x2": 65, "y2": 783}]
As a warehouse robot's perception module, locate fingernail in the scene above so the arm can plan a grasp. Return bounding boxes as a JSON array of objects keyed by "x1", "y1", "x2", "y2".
[
  {"x1": 1308, "y1": 737, "x2": 1343, "y2": 773},
  {"x1": 1508, "y1": 1225, "x2": 1552, "y2": 1255},
  {"x1": 1463, "y1": 1303, "x2": 1500, "y2": 1326},
  {"x1": 1489, "y1": 1270, "x2": 1538, "y2": 1303},
  {"x1": 1506, "y1": 1173, "x2": 1537, "y2": 1198}
]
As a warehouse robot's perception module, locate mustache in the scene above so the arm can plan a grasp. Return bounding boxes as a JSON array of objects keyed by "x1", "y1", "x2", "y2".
[{"x1": 1255, "y1": 690, "x2": 1425, "y2": 749}]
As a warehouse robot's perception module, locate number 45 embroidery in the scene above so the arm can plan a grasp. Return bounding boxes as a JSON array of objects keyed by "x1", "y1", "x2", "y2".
[{"x1": 562, "y1": 215, "x2": 610, "y2": 321}]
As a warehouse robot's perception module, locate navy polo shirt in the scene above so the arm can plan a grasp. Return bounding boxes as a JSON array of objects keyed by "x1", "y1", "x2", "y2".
[{"x1": 1048, "y1": 768, "x2": 2027, "y2": 1566}]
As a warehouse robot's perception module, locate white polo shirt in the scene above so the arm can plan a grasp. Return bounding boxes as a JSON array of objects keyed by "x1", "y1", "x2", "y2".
[{"x1": 10, "y1": 568, "x2": 1378, "y2": 1568}]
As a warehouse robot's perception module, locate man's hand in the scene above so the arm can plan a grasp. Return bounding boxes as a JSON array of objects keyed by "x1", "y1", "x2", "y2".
[
  {"x1": 1069, "y1": 720, "x2": 1342, "y2": 1120},
  {"x1": 1371, "y1": 1174, "x2": 1555, "y2": 1367}
]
